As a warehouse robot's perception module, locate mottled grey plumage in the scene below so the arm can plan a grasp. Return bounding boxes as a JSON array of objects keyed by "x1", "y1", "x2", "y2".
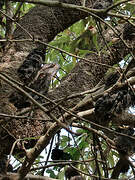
[
  {"x1": 17, "y1": 48, "x2": 45, "y2": 85},
  {"x1": 95, "y1": 88, "x2": 135, "y2": 116},
  {"x1": 29, "y1": 63, "x2": 60, "y2": 101},
  {"x1": 10, "y1": 63, "x2": 59, "y2": 109}
]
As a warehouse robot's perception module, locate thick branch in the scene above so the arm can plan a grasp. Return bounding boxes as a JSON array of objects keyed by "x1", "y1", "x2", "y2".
[
  {"x1": 0, "y1": 173, "x2": 57, "y2": 180},
  {"x1": 11, "y1": 0, "x2": 91, "y2": 51},
  {"x1": 0, "y1": 0, "x2": 134, "y2": 179}
]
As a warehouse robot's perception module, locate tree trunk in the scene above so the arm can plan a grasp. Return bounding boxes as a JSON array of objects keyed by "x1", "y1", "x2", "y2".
[{"x1": 0, "y1": 1, "x2": 133, "y2": 177}]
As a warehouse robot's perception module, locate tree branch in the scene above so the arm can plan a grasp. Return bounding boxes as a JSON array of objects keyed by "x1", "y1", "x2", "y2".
[
  {"x1": 0, "y1": 173, "x2": 58, "y2": 180},
  {"x1": 9, "y1": 0, "x2": 135, "y2": 21}
]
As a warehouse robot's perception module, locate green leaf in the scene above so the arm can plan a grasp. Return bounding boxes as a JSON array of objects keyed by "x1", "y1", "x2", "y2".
[{"x1": 46, "y1": 169, "x2": 57, "y2": 178}]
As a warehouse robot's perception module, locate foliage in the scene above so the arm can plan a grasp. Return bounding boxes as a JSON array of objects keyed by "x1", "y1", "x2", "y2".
[{"x1": 1, "y1": 0, "x2": 135, "y2": 180}]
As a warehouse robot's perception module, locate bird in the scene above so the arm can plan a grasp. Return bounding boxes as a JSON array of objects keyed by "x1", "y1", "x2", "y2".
[{"x1": 17, "y1": 48, "x2": 45, "y2": 85}]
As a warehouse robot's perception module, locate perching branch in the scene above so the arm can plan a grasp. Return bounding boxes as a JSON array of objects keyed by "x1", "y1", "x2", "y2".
[
  {"x1": 9, "y1": 0, "x2": 135, "y2": 21},
  {"x1": 0, "y1": 173, "x2": 58, "y2": 180}
]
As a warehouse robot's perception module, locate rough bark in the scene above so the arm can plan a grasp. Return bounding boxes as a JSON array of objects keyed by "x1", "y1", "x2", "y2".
[
  {"x1": 13, "y1": 0, "x2": 92, "y2": 51},
  {"x1": 0, "y1": 173, "x2": 58, "y2": 180},
  {"x1": 0, "y1": 0, "x2": 132, "y2": 154},
  {"x1": 0, "y1": 0, "x2": 94, "y2": 155},
  {"x1": 0, "y1": 0, "x2": 134, "y2": 179}
]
